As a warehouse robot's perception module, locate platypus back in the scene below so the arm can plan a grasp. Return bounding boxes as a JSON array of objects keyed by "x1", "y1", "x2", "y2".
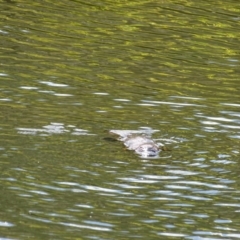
[{"x1": 110, "y1": 130, "x2": 161, "y2": 157}]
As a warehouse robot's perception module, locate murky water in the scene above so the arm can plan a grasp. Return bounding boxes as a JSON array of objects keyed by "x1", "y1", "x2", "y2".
[{"x1": 1, "y1": 0, "x2": 240, "y2": 239}]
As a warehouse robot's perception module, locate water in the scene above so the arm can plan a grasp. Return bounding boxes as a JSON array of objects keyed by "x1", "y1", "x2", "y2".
[{"x1": 0, "y1": 0, "x2": 240, "y2": 239}]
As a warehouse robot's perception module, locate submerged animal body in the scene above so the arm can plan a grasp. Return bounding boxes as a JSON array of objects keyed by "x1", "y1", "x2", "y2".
[{"x1": 110, "y1": 130, "x2": 161, "y2": 157}]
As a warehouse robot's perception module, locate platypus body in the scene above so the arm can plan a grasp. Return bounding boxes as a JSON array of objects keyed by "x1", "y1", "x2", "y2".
[{"x1": 110, "y1": 130, "x2": 161, "y2": 157}]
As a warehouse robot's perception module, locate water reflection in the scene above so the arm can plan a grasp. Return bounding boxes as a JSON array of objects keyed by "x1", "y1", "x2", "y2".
[
  {"x1": 16, "y1": 123, "x2": 94, "y2": 136},
  {"x1": 1, "y1": 0, "x2": 240, "y2": 239}
]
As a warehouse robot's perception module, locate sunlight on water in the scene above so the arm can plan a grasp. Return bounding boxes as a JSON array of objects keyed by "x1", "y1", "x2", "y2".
[{"x1": 0, "y1": 0, "x2": 240, "y2": 239}]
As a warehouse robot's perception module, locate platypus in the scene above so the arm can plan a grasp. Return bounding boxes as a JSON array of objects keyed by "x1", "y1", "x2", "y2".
[{"x1": 110, "y1": 130, "x2": 162, "y2": 157}]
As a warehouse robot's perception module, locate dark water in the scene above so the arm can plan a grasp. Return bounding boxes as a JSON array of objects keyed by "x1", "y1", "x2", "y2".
[{"x1": 1, "y1": 0, "x2": 240, "y2": 239}]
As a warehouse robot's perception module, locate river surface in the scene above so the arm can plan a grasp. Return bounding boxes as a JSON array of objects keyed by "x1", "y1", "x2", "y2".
[{"x1": 1, "y1": 0, "x2": 240, "y2": 239}]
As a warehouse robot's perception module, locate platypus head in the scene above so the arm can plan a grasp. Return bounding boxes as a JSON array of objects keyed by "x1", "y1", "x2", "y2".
[{"x1": 135, "y1": 143, "x2": 160, "y2": 157}]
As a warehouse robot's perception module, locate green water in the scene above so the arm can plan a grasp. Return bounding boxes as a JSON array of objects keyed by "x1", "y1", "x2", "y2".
[{"x1": 0, "y1": 0, "x2": 240, "y2": 239}]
